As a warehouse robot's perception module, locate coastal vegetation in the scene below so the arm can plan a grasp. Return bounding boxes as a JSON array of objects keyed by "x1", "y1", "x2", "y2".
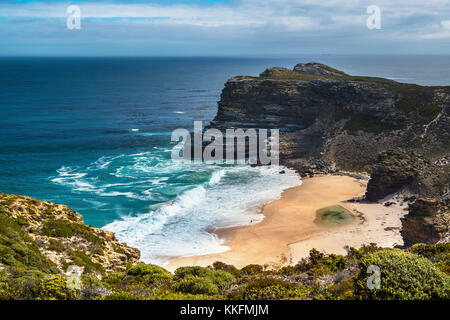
[
  {"x1": 2, "y1": 194, "x2": 447, "y2": 301},
  {"x1": 0, "y1": 233, "x2": 448, "y2": 300}
]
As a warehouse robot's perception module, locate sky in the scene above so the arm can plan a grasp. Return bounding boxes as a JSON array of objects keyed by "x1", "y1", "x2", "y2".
[{"x1": 0, "y1": 0, "x2": 450, "y2": 56}]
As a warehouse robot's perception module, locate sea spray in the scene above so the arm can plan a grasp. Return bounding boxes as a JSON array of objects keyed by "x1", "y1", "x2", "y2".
[
  {"x1": 51, "y1": 147, "x2": 301, "y2": 265},
  {"x1": 103, "y1": 165, "x2": 301, "y2": 265}
]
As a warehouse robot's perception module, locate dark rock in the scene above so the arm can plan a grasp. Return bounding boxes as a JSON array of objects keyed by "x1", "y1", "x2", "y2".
[
  {"x1": 409, "y1": 198, "x2": 440, "y2": 216},
  {"x1": 365, "y1": 150, "x2": 417, "y2": 202},
  {"x1": 401, "y1": 198, "x2": 449, "y2": 245}
]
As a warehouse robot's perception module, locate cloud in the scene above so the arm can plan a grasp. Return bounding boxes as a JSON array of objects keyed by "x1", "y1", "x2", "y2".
[
  {"x1": 421, "y1": 20, "x2": 450, "y2": 39},
  {"x1": 0, "y1": 0, "x2": 449, "y2": 55}
]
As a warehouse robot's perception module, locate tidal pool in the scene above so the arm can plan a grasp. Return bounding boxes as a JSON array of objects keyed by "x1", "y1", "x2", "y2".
[{"x1": 314, "y1": 205, "x2": 354, "y2": 227}]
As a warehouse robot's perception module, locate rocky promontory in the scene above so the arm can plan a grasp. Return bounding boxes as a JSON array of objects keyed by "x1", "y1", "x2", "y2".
[
  {"x1": 212, "y1": 62, "x2": 449, "y2": 244},
  {"x1": 0, "y1": 193, "x2": 140, "y2": 277}
]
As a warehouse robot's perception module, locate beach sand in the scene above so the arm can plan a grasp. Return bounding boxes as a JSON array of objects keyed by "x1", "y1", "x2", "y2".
[{"x1": 165, "y1": 175, "x2": 407, "y2": 272}]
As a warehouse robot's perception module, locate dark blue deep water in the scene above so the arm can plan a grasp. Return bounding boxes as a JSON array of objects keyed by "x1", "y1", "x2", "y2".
[{"x1": 1, "y1": 55, "x2": 449, "y2": 264}]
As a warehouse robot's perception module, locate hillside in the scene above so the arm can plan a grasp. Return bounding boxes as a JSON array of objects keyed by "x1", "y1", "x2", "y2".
[{"x1": 0, "y1": 193, "x2": 448, "y2": 300}]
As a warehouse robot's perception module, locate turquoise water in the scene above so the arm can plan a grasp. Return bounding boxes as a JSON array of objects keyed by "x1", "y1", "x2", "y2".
[{"x1": 1, "y1": 55, "x2": 449, "y2": 264}]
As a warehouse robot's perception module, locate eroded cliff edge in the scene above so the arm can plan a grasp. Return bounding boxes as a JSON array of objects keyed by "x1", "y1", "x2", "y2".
[
  {"x1": 211, "y1": 62, "x2": 449, "y2": 244},
  {"x1": 0, "y1": 192, "x2": 140, "y2": 277}
]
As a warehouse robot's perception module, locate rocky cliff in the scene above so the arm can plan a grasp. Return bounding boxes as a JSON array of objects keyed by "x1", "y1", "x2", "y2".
[
  {"x1": 212, "y1": 62, "x2": 450, "y2": 244},
  {"x1": 0, "y1": 193, "x2": 140, "y2": 277}
]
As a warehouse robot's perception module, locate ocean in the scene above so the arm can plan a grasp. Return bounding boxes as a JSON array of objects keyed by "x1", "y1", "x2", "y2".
[{"x1": 1, "y1": 55, "x2": 449, "y2": 265}]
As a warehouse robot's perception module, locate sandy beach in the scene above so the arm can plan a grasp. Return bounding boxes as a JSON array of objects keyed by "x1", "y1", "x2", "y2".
[{"x1": 165, "y1": 175, "x2": 407, "y2": 272}]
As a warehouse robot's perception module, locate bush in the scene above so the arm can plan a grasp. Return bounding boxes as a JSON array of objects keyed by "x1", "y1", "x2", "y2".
[
  {"x1": 102, "y1": 272, "x2": 126, "y2": 286},
  {"x1": 241, "y1": 278, "x2": 308, "y2": 300},
  {"x1": 172, "y1": 275, "x2": 219, "y2": 295},
  {"x1": 325, "y1": 279, "x2": 355, "y2": 300},
  {"x1": 0, "y1": 211, "x2": 58, "y2": 273},
  {"x1": 289, "y1": 249, "x2": 347, "y2": 276},
  {"x1": 69, "y1": 251, "x2": 104, "y2": 275},
  {"x1": 212, "y1": 261, "x2": 239, "y2": 275},
  {"x1": 40, "y1": 219, "x2": 103, "y2": 246},
  {"x1": 37, "y1": 275, "x2": 77, "y2": 300},
  {"x1": 173, "y1": 266, "x2": 234, "y2": 295},
  {"x1": 127, "y1": 263, "x2": 172, "y2": 282},
  {"x1": 209, "y1": 270, "x2": 235, "y2": 287},
  {"x1": 152, "y1": 289, "x2": 211, "y2": 300},
  {"x1": 2, "y1": 271, "x2": 44, "y2": 300},
  {"x1": 408, "y1": 243, "x2": 449, "y2": 261},
  {"x1": 174, "y1": 266, "x2": 211, "y2": 279},
  {"x1": 355, "y1": 249, "x2": 450, "y2": 300},
  {"x1": 240, "y1": 264, "x2": 264, "y2": 275},
  {"x1": 101, "y1": 291, "x2": 144, "y2": 300}
]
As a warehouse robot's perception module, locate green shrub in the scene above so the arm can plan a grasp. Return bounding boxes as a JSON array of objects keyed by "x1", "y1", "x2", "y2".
[
  {"x1": 40, "y1": 219, "x2": 103, "y2": 246},
  {"x1": 344, "y1": 114, "x2": 394, "y2": 134},
  {"x1": 102, "y1": 272, "x2": 126, "y2": 286},
  {"x1": 173, "y1": 266, "x2": 234, "y2": 295},
  {"x1": 435, "y1": 260, "x2": 450, "y2": 276},
  {"x1": 3, "y1": 271, "x2": 44, "y2": 300},
  {"x1": 81, "y1": 275, "x2": 104, "y2": 288},
  {"x1": 16, "y1": 217, "x2": 29, "y2": 227},
  {"x1": 174, "y1": 266, "x2": 212, "y2": 279},
  {"x1": 325, "y1": 279, "x2": 355, "y2": 300},
  {"x1": 242, "y1": 285, "x2": 310, "y2": 300},
  {"x1": 355, "y1": 249, "x2": 450, "y2": 300},
  {"x1": 47, "y1": 239, "x2": 65, "y2": 252},
  {"x1": 289, "y1": 249, "x2": 347, "y2": 276},
  {"x1": 212, "y1": 261, "x2": 239, "y2": 275},
  {"x1": 241, "y1": 278, "x2": 308, "y2": 300},
  {"x1": 37, "y1": 275, "x2": 77, "y2": 300},
  {"x1": 419, "y1": 104, "x2": 442, "y2": 123},
  {"x1": 152, "y1": 289, "x2": 211, "y2": 300},
  {"x1": 127, "y1": 263, "x2": 172, "y2": 282},
  {"x1": 68, "y1": 251, "x2": 104, "y2": 275},
  {"x1": 209, "y1": 270, "x2": 235, "y2": 287},
  {"x1": 101, "y1": 291, "x2": 145, "y2": 300},
  {"x1": 245, "y1": 278, "x2": 295, "y2": 290},
  {"x1": 0, "y1": 211, "x2": 58, "y2": 273},
  {"x1": 408, "y1": 243, "x2": 450, "y2": 276},
  {"x1": 408, "y1": 243, "x2": 449, "y2": 260},
  {"x1": 172, "y1": 275, "x2": 219, "y2": 295},
  {"x1": 240, "y1": 264, "x2": 264, "y2": 275},
  {"x1": 0, "y1": 271, "x2": 9, "y2": 300}
]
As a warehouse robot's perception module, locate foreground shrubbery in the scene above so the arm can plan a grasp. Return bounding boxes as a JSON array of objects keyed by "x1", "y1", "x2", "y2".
[
  {"x1": 355, "y1": 249, "x2": 450, "y2": 299},
  {"x1": 0, "y1": 243, "x2": 448, "y2": 300}
]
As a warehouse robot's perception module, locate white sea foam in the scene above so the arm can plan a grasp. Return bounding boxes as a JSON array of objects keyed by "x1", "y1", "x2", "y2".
[
  {"x1": 51, "y1": 167, "x2": 97, "y2": 192},
  {"x1": 51, "y1": 151, "x2": 301, "y2": 266},
  {"x1": 208, "y1": 169, "x2": 226, "y2": 186},
  {"x1": 103, "y1": 165, "x2": 301, "y2": 265}
]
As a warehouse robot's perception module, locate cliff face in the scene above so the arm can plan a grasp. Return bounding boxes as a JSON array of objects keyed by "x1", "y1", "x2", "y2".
[
  {"x1": 212, "y1": 62, "x2": 450, "y2": 244},
  {"x1": 401, "y1": 198, "x2": 449, "y2": 245},
  {"x1": 0, "y1": 193, "x2": 140, "y2": 277}
]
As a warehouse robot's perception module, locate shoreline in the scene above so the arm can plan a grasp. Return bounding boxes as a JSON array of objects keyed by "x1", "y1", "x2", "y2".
[{"x1": 165, "y1": 175, "x2": 407, "y2": 272}]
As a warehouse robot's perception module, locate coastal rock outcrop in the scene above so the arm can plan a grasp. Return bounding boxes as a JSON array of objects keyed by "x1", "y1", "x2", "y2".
[
  {"x1": 365, "y1": 150, "x2": 418, "y2": 201},
  {"x1": 0, "y1": 193, "x2": 140, "y2": 276},
  {"x1": 211, "y1": 62, "x2": 450, "y2": 244},
  {"x1": 401, "y1": 198, "x2": 449, "y2": 245}
]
